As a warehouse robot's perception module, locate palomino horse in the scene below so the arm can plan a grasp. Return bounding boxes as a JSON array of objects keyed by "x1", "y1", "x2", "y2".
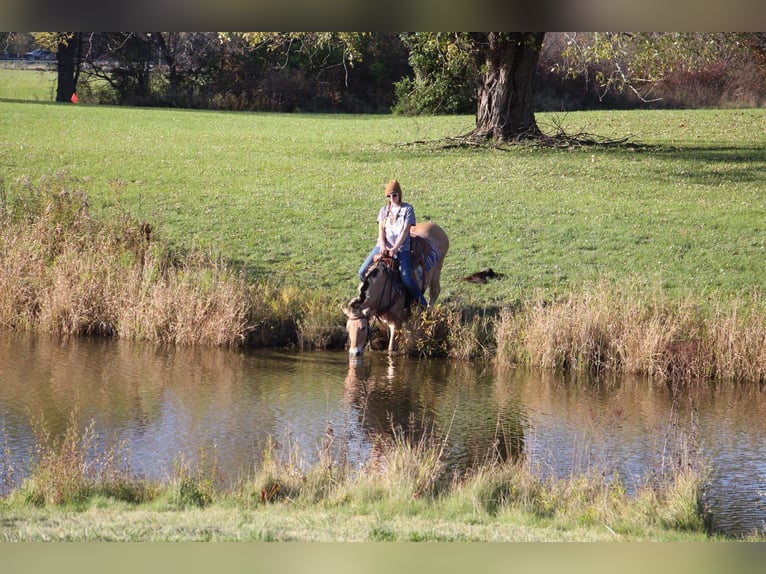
[{"x1": 343, "y1": 222, "x2": 449, "y2": 355}]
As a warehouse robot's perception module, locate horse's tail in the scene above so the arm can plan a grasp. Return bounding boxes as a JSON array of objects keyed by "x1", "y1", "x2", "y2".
[{"x1": 410, "y1": 235, "x2": 438, "y2": 291}]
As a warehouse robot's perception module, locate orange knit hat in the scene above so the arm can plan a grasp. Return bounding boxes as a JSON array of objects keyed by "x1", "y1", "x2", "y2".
[{"x1": 385, "y1": 179, "x2": 402, "y2": 199}]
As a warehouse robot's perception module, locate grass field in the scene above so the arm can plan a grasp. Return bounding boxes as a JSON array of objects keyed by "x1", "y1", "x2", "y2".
[
  {"x1": 3, "y1": 69, "x2": 766, "y2": 309},
  {"x1": 0, "y1": 67, "x2": 57, "y2": 101}
]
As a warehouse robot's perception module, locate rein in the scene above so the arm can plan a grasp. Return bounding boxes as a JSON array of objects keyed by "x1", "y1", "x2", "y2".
[{"x1": 363, "y1": 315, "x2": 376, "y2": 347}]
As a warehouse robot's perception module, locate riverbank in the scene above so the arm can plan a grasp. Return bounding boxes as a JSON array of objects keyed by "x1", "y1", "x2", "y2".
[
  {"x1": 2, "y1": 176, "x2": 766, "y2": 386},
  {"x1": 0, "y1": 409, "x2": 737, "y2": 542}
]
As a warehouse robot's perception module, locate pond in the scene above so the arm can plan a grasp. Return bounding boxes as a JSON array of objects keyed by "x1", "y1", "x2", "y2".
[{"x1": 0, "y1": 333, "x2": 764, "y2": 537}]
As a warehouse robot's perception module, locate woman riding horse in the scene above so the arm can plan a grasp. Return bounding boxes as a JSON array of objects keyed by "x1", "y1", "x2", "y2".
[
  {"x1": 358, "y1": 180, "x2": 428, "y2": 308},
  {"x1": 343, "y1": 187, "x2": 449, "y2": 356}
]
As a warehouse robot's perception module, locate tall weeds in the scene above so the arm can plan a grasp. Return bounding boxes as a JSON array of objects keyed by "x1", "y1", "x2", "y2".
[
  {"x1": 493, "y1": 281, "x2": 766, "y2": 386},
  {"x1": 0, "y1": 175, "x2": 340, "y2": 348},
  {"x1": 454, "y1": 402, "x2": 708, "y2": 535},
  {"x1": 703, "y1": 294, "x2": 766, "y2": 383},
  {"x1": 15, "y1": 409, "x2": 153, "y2": 506},
  {"x1": 351, "y1": 421, "x2": 450, "y2": 503}
]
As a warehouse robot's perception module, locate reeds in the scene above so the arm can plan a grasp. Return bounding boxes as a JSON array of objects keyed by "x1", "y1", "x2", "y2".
[
  {"x1": 8, "y1": 409, "x2": 155, "y2": 507},
  {"x1": 493, "y1": 281, "x2": 766, "y2": 385},
  {"x1": 0, "y1": 175, "x2": 340, "y2": 349},
  {"x1": 703, "y1": 294, "x2": 766, "y2": 383},
  {"x1": 406, "y1": 282, "x2": 766, "y2": 387}
]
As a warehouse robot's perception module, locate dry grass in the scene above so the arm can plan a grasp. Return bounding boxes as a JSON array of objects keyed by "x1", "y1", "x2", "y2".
[
  {"x1": 703, "y1": 294, "x2": 766, "y2": 383},
  {"x1": 493, "y1": 280, "x2": 766, "y2": 386},
  {"x1": 0, "y1": 174, "x2": 340, "y2": 349},
  {"x1": 12, "y1": 409, "x2": 155, "y2": 507},
  {"x1": 454, "y1": 406, "x2": 708, "y2": 537},
  {"x1": 116, "y1": 253, "x2": 253, "y2": 346}
]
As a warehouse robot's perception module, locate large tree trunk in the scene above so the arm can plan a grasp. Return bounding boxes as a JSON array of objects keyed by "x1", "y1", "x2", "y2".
[
  {"x1": 55, "y1": 34, "x2": 81, "y2": 103},
  {"x1": 470, "y1": 32, "x2": 545, "y2": 141}
]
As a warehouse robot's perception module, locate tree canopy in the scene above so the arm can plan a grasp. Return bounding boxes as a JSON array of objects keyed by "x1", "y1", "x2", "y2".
[{"x1": 21, "y1": 32, "x2": 766, "y2": 141}]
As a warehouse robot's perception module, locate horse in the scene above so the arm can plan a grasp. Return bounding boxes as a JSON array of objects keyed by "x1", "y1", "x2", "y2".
[{"x1": 343, "y1": 222, "x2": 449, "y2": 355}]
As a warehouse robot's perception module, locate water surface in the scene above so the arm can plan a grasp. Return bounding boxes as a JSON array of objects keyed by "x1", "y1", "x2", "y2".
[{"x1": 0, "y1": 334, "x2": 764, "y2": 537}]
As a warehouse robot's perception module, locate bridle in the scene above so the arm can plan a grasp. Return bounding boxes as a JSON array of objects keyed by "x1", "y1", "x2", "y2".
[{"x1": 347, "y1": 312, "x2": 374, "y2": 350}]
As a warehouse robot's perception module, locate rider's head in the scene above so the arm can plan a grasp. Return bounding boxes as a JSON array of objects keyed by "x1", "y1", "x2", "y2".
[{"x1": 385, "y1": 180, "x2": 402, "y2": 203}]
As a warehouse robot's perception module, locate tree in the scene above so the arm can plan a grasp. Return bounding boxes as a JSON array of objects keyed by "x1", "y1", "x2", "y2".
[
  {"x1": 233, "y1": 32, "x2": 546, "y2": 135},
  {"x1": 394, "y1": 33, "x2": 477, "y2": 115},
  {"x1": 151, "y1": 32, "x2": 222, "y2": 106},
  {"x1": 219, "y1": 32, "x2": 407, "y2": 112},
  {"x1": 32, "y1": 31, "x2": 764, "y2": 129},
  {"x1": 1, "y1": 32, "x2": 34, "y2": 56},
  {"x1": 32, "y1": 32, "x2": 81, "y2": 102},
  {"x1": 55, "y1": 33, "x2": 82, "y2": 102},
  {"x1": 395, "y1": 32, "x2": 547, "y2": 141},
  {"x1": 223, "y1": 32, "x2": 369, "y2": 87},
  {"x1": 81, "y1": 33, "x2": 223, "y2": 107},
  {"x1": 558, "y1": 32, "x2": 757, "y2": 104},
  {"x1": 402, "y1": 32, "x2": 761, "y2": 143},
  {"x1": 469, "y1": 32, "x2": 545, "y2": 140}
]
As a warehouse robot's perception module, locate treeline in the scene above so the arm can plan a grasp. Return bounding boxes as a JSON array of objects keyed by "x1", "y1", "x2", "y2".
[{"x1": 6, "y1": 32, "x2": 766, "y2": 112}]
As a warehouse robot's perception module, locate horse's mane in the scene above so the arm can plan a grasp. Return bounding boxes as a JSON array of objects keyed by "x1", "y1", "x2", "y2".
[{"x1": 352, "y1": 260, "x2": 390, "y2": 310}]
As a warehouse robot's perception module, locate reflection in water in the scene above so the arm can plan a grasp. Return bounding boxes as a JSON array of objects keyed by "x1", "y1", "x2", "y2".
[
  {"x1": 0, "y1": 333, "x2": 764, "y2": 537},
  {"x1": 342, "y1": 355, "x2": 525, "y2": 472}
]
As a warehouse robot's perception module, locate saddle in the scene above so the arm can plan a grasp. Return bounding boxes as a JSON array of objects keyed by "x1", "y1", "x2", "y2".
[
  {"x1": 367, "y1": 236, "x2": 438, "y2": 307},
  {"x1": 370, "y1": 254, "x2": 404, "y2": 289}
]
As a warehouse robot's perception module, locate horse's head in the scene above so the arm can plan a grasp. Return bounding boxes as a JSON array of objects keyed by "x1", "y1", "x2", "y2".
[
  {"x1": 342, "y1": 301, "x2": 371, "y2": 356},
  {"x1": 344, "y1": 259, "x2": 404, "y2": 355}
]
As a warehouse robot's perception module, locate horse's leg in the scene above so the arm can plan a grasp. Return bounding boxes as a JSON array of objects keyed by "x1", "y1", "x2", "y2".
[
  {"x1": 427, "y1": 266, "x2": 443, "y2": 306},
  {"x1": 388, "y1": 323, "x2": 397, "y2": 352}
]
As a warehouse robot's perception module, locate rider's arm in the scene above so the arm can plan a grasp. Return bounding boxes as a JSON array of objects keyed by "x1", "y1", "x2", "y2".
[{"x1": 377, "y1": 218, "x2": 387, "y2": 251}]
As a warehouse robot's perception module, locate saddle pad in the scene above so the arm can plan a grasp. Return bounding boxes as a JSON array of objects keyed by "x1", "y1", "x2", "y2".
[{"x1": 412, "y1": 235, "x2": 438, "y2": 272}]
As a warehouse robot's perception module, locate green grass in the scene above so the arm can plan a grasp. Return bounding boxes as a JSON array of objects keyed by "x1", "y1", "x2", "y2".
[
  {"x1": 0, "y1": 68, "x2": 57, "y2": 101},
  {"x1": 0, "y1": 501, "x2": 725, "y2": 542},
  {"x1": 2, "y1": 71, "x2": 765, "y2": 309}
]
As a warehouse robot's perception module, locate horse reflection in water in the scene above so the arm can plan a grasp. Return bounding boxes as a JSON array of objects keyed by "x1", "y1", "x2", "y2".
[{"x1": 343, "y1": 355, "x2": 525, "y2": 474}]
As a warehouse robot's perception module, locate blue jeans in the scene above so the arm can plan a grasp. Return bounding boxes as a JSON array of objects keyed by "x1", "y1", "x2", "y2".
[{"x1": 359, "y1": 247, "x2": 427, "y2": 306}]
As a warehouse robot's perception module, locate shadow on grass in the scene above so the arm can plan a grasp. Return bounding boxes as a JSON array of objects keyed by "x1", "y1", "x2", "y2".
[
  {"x1": 643, "y1": 145, "x2": 766, "y2": 185},
  {"x1": 409, "y1": 131, "x2": 766, "y2": 186}
]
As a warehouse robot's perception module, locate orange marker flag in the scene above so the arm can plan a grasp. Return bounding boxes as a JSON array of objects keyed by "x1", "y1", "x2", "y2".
[{"x1": 71, "y1": 93, "x2": 78, "y2": 104}]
